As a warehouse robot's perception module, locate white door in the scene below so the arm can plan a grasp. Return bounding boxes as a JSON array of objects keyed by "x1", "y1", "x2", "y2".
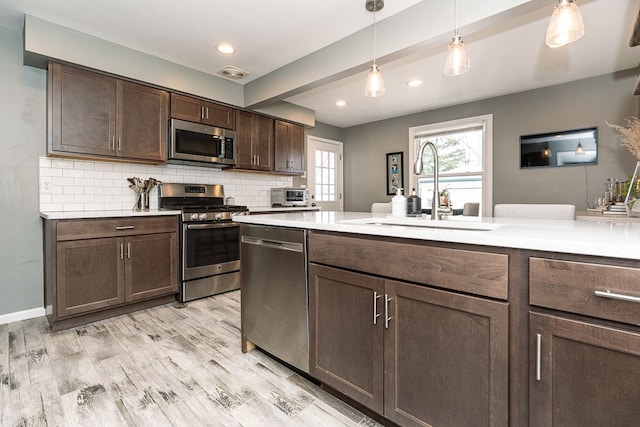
[{"x1": 306, "y1": 136, "x2": 344, "y2": 211}]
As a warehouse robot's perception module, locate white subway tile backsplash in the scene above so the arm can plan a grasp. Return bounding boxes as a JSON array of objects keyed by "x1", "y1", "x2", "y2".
[{"x1": 39, "y1": 156, "x2": 293, "y2": 212}]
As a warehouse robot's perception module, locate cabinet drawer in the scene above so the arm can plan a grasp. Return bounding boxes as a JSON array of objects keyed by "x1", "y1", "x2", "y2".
[
  {"x1": 309, "y1": 232, "x2": 508, "y2": 300},
  {"x1": 530, "y1": 257, "x2": 640, "y2": 326},
  {"x1": 56, "y1": 216, "x2": 178, "y2": 241}
]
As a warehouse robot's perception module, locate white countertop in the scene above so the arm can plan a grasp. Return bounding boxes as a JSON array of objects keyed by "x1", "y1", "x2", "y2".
[
  {"x1": 234, "y1": 211, "x2": 640, "y2": 261},
  {"x1": 40, "y1": 209, "x2": 181, "y2": 220}
]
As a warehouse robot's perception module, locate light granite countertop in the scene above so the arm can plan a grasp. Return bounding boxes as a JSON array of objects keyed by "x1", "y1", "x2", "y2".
[
  {"x1": 234, "y1": 211, "x2": 640, "y2": 261},
  {"x1": 39, "y1": 209, "x2": 181, "y2": 220}
]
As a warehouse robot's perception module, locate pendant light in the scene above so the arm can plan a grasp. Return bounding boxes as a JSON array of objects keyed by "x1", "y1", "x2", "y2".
[
  {"x1": 444, "y1": 0, "x2": 470, "y2": 76},
  {"x1": 575, "y1": 141, "x2": 585, "y2": 155},
  {"x1": 545, "y1": 0, "x2": 585, "y2": 48},
  {"x1": 365, "y1": 0, "x2": 385, "y2": 97},
  {"x1": 542, "y1": 142, "x2": 551, "y2": 158}
]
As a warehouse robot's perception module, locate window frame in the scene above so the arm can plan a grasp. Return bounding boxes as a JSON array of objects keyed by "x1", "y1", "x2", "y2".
[{"x1": 408, "y1": 114, "x2": 493, "y2": 217}]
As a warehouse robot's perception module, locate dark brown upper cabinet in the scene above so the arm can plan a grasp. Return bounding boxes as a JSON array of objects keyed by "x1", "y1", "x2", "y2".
[
  {"x1": 170, "y1": 93, "x2": 235, "y2": 130},
  {"x1": 274, "y1": 120, "x2": 305, "y2": 175},
  {"x1": 235, "y1": 110, "x2": 274, "y2": 171},
  {"x1": 48, "y1": 62, "x2": 169, "y2": 163}
]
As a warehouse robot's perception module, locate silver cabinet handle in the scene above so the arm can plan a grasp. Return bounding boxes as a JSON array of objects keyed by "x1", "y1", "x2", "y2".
[
  {"x1": 201, "y1": 106, "x2": 205, "y2": 119},
  {"x1": 384, "y1": 294, "x2": 392, "y2": 329},
  {"x1": 120, "y1": 242, "x2": 124, "y2": 260},
  {"x1": 594, "y1": 290, "x2": 640, "y2": 303},
  {"x1": 117, "y1": 136, "x2": 121, "y2": 152},
  {"x1": 536, "y1": 333, "x2": 542, "y2": 381},
  {"x1": 127, "y1": 242, "x2": 131, "y2": 259},
  {"x1": 115, "y1": 226, "x2": 135, "y2": 230},
  {"x1": 205, "y1": 107, "x2": 209, "y2": 120},
  {"x1": 110, "y1": 135, "x2": 115, "y2": 151},
  {"x1": 373, "y1": 291, "x2": 382, "y2": 325},
  {"x1": 256, "y1": 155, "x2": 260, "y2": 165}
]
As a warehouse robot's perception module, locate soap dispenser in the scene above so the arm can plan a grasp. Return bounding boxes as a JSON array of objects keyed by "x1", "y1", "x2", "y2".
[
  {"x1": 391, "y1": 188, "x2": 407, "y2": 217},
  {"x1": 407, "y1": 188, "x2": 422, "y2": 216}
]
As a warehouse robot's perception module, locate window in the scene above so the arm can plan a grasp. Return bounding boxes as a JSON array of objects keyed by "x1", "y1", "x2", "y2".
[
  {"x1": 409, "y1": 114, "x2": 493, "y2": 216},
  {"x1": 314, "y1": 148, "x2": 336, "y2": 202}
]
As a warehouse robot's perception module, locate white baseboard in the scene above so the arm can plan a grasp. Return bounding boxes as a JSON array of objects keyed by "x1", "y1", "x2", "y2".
[{"x1": 0, "y1": 307, "x2": 46, "y2": 325}]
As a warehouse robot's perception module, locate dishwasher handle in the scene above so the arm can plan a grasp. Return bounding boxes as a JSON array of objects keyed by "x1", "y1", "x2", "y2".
[{"x1": 241, "y1": 235, "x2": 304, "y2": 253}]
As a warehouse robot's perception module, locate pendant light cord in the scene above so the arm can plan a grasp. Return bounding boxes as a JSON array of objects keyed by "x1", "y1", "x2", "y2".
[
  {"x1": 454, "y1": 0, "x2": 459, "y2": 37},
  {"x1": 373, "y1": 6, "x2": 377, "y2": 65}
]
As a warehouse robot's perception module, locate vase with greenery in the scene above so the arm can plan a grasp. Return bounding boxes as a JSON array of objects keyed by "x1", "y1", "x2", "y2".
[{"x1": 607, "y1": 118, "x2": 640, "y2": 216}]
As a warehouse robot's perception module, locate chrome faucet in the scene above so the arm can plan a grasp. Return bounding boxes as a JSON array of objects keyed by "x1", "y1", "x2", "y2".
[{"x1": 413, "y1": 141, "x2": 439, "y2": 220}]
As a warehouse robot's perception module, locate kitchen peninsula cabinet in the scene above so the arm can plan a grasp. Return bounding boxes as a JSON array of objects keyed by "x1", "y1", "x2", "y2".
[
  {"x1": 235, "y1": 110, "x2": 274, "y2": 171},
  {"x1": 308, "y1": 232, "x2": 509, "y2": 427},
  {"x1": 170, "y1": 93, "x2": 235, "y2": 129},
  {"x1": 48, "y1": 62, "x2": 169, "y2": 163},
  {"x1": 529, "y1": 257, "x2": 640, "y2": 427},
  {"x1": 274, "y1": 120, "x2": 305, "y2": 174},
  {"x1": 44, "y1": 215, "x2": 179, "y2": 331}
]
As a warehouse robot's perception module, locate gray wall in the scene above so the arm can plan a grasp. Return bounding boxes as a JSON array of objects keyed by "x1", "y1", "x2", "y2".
[
  {"x1": 0, "y1": 25, "x2": 47, "y2": 316},
  {"x1": 343, "y1": 70, "x2": 639, "y2": 212}
]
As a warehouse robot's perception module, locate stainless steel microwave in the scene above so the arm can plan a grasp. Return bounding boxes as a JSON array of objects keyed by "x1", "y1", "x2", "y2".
[
  {"x1": 271, "y1": 187, "x2": 309, "y2": 207},
  {"x1": 169, "y1": 118, "x2": 236, "y2": 167}
]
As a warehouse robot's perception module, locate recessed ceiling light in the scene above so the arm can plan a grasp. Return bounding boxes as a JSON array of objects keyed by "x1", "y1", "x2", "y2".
[
  {"x1": 336, "y1": 100, "x2": 347, "y2": 107},
  {"x1": 407, "y1": 79, "x2": 423, "y2": 87},
  {"x1": 216, "y1": 44, "x2": 235, "y2": 54}
]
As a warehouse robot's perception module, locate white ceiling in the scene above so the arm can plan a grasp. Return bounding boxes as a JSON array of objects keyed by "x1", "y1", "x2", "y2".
[{"x1": 1, "y1": 0, "x2": 639, "y2": 128}]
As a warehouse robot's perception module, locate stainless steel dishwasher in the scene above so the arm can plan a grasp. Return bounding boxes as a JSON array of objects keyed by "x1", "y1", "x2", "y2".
[{"x1": 240, "y1": 224, "x2": 309, "y2": 373}]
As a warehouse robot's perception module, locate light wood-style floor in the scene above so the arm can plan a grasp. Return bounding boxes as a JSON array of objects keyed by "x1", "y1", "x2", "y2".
[{"x1": 0, "y1": 291, "x2": 383, "y2": 426}]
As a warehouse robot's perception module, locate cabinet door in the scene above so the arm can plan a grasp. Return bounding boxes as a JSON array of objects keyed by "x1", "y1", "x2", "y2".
[
  {"x1": 235, "y1": 110, "x2": 255, "y2": 169},
  {"x1": 170, "y1": 93, "x2": 203, "y2": 122},
  {"x1": 384, "y1": 280, "x2": 509, "y2": 427},
  {"x1": 202, "y1": 101, "x2": 235, "y2": 129},
  {"x1": 254, "y1": 114, "x2": 274, "y2": 171},
  {"x1": 117, "y1": 80, "x2": 169, "y2": 162},
  {"x1": 125, "y1": 232, "x2": 178, "y2": 301},
  {"x1": 288, "y1": 122, "x2": 305, "y2": 174},
  {"x1": 49, "y1": 62, "x2": 116, "y2": 156},
  {"x1": 274, "y1": 120, "x2": 290, "y2": 172},
  {"x1": 530, "y1": 312, "x2": 640, "y2": 427},
  {"x1": 56, "y1": 237, "x2": 124, "y2": 317},
  {"x1": 309, "y1": 264, "x2": 385, "y2": 414}
]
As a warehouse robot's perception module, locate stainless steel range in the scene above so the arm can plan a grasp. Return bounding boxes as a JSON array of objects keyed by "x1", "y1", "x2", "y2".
[{"x1": 159, "y1": 183, "x2": 249, "y2": 302}]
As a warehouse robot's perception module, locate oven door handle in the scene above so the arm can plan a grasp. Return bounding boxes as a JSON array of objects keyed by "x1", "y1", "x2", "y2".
[
  {"x1": 241, "y1": 235, "x2": 304, "y2": 253},
  {"x1": 186, "y1": 222, "x2": 239, "y2": 230}
]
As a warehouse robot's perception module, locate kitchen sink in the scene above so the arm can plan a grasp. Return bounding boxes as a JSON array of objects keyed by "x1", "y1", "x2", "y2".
[{"x1": 339, "y1": 217, "x2": 501, "y2": 231}]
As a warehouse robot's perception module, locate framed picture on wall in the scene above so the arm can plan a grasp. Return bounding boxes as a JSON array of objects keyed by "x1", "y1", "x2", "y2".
[{"x1": 386, "y1": 152, "x2": 404, "y2": 195}]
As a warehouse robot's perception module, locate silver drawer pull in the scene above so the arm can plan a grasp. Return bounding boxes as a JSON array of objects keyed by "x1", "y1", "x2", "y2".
[
  {"x1": 536, "y1": 333, "x2": 542, "y2": 381},
  {"x1": 594, "y1": 290, "x2": 640, "y2": 303},
  {"x1": 373, "y1": 291, "x2": 381, "y2": 325},
  {"x1": 115, "y1": 226, "x2": 135, "y2": 230},
  {"x1": 384, "y1": 294, "x2": 392, "y2": 329}
]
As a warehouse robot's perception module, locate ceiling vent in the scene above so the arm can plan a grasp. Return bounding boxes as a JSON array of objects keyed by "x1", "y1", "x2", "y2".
[{"x1": 217, "y1": 65, "x2": 250, "y2": 80}]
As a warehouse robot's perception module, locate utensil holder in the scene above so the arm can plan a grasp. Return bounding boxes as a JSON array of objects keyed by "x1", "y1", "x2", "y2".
[{"x1": 133, "y1": 192, "x2": 150, "y2": 211}]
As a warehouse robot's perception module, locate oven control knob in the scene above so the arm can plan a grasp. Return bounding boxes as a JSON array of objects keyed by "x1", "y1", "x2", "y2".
[
  {"x1": 199, "y1": 213, "x2": 208, "y2": 221},
  {"x1": 215, "y1": 213, "x2": 223, "y2": 220},
  {"x1": 190, "y1": 213, "x2": 199, "y2": 221}
]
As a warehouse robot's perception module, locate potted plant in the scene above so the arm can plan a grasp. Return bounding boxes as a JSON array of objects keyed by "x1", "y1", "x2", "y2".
[{"x1": 607, "y1": 118, "x2": 640, "y2": 216}]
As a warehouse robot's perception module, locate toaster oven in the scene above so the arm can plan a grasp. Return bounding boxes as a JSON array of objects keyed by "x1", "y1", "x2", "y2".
[{"x1": 271, "y1": 188, "x2": 309, "y2": 207}]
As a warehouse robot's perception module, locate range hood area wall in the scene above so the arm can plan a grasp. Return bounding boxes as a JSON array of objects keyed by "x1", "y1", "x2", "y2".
[{"x1": 342, "y1": 69, "x2": 640, "y2": 213}]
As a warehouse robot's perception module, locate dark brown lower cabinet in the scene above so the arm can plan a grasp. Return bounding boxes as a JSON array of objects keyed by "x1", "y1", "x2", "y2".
[
  {"x1": 529, "y1": 312, "x2": 640, "y2": 427},
  {"x1": 45, "y1": 216, "x2": 179, "y2": 330},
  {"x1": 309, "y1": 263, "x2": 509, "y2": 427}
]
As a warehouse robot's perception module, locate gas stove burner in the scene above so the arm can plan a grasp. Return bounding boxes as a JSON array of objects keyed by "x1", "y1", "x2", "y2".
[{"x1": 158, "y1": 182, "x2": 249, "y2": 222}]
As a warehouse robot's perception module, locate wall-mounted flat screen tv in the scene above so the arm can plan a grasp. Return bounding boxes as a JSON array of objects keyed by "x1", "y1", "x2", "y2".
[{"x1": 520, "y1": 127, "x2": 597, "y2": 168}]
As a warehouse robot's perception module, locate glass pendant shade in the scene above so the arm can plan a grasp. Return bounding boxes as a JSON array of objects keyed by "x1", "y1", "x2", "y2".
[
  {"x1": 575, "y1": 142, "x2": 585, "y2": 155},
  {"x1": 365, "y1": 63, "x2": 385, "y2": 97},
  {"x1": 545, "y1": 0, "x2": 585, "y2": 48},
  {"x1": 542, "y1": 146, "x2": 551, "y2": 158},
  {"x1": 444, "y1": 34, "x2": 470, "y2": 76}
]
